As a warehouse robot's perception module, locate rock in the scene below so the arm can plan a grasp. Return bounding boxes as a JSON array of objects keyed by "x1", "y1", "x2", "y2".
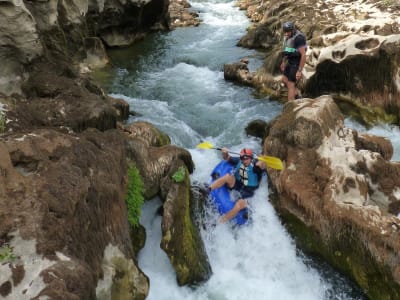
[
  {"x1": 168, "y1": 0, "x2": 201, "y2": 28},
  {"x1": 0, "y1": 0, "x2": 43, "y2": 96},
  {"x1": 236, "y1": 0, "x2": 400, "y2": 124},
  {"x1": 224, "y1": 60, "x2": 254, "y2": 86},
  {"x1": 0, "y1": 128, "x2": 149, "y2": 299},
  {"x1": 160, "y1": 162, "x2": 212, "y2": 285},
  {"x1": 0, "y1": 0, "x2": 211, "y2": 294},
  {"x1": 264, "y1": 95, "x2": 400, "y2": 299}
]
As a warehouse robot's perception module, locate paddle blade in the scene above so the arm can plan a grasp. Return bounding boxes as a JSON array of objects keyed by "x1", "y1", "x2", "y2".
[
  {"x1": 196, "y1": 141, "x2": 214, "y2": 149},
  {"x1": 257, "y1": 155, "x2": 284, "y2": 170}
]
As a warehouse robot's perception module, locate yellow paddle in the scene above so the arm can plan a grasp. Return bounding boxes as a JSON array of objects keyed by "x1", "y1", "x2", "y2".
[{"x1": 196, "y1": 141, "x2": 284, "y2": 170}]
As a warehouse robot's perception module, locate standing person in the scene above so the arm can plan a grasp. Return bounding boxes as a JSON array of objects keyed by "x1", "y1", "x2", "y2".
[
  {"x1": 280, "y1": 21, "x2": 307, "y2": 101},
  {"x1": 209, "y1": 147, "x2": 265, "y2": 223}
]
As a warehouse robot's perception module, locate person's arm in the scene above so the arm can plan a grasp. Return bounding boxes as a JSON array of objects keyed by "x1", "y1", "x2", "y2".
[
  {"x1": 221, "y1": 147, "x2": 240, "y2": 165},
  {"x1": 296, "y1": 47, "x2": 306, "y2": 80},
  {"x1": 280, "y1": 51, "x2": 288, "y2": 72},
  {"x1": 221, "y1": 147, "x2": 230, "y2": 160},
  {"x1": 295, "y1": 35, "x2": 307, "y2": 80},
  {"x1": 255, "y1": 160, "x2": 266, "y2": 170}
]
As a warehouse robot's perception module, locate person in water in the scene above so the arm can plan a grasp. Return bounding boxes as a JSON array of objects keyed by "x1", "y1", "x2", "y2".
[
  {"x1": 280, "y1": 21, "x2": 307, "y2": 101},
  {"x1": 209, "y1": 147, "x2": 266, "y2": 223}
]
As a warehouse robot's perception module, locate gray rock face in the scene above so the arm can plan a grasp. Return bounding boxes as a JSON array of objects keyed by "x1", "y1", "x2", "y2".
[
  {"x1": 0, "y1": 0, "x2": 169, "y2": 96},
  {"x1": 0, "y1": 0, "x2": 43, "y2": 95}
]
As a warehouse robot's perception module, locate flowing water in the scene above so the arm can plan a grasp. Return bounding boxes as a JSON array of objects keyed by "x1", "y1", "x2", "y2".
[{"x1": 105, "y1": 0, "x2": 400, "y2": 298}]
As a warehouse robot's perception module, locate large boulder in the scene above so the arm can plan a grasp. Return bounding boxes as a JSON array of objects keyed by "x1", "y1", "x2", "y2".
[
  {"x1": 160, "y1": 162, "x2": 212, "y2": 285},
  {"x1": 0, "y1": 128, "x2": 149, "y2": 299},
  {"x1": 264, "y1": 95, "x2": 400, "y2": 300}
]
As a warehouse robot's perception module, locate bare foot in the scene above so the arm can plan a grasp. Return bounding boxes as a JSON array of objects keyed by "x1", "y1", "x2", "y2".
[{"x1": 218, "y1": 216, "x2": 228, "y2": 224}]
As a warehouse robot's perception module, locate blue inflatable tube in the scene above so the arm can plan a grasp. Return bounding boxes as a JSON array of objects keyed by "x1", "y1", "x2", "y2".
[{"x1": 209, "y1": 160, "x2": 249, "y2": 225}]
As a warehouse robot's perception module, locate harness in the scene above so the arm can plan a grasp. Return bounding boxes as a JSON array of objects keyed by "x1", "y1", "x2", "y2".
[
  {"x1": 235, "y1": 161, "x2": 259, "y2": 188},
  {"x1": 282, "y1": 30, "x2": 306, "y2": 59}
]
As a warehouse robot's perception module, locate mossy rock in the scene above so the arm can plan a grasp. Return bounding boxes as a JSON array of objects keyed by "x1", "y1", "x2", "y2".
[{"x1": 276, "y1": 207, "x2": 400, "y2": 300}]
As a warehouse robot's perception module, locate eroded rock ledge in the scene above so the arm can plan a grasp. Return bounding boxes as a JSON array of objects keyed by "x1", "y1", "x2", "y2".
[
  {"x1": 232, "y1": 0, "x2": 400, "y2": 125},
  {"x1": 263, "y1": 96, "x2": 400, "y2": 299}
]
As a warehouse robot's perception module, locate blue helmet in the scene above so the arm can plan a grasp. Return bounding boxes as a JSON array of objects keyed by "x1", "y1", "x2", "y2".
[{"x1": 283, "y1": 21, "x2": 295, "y2": 32}]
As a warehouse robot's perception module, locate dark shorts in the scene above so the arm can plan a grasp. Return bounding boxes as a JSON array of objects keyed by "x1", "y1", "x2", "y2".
[
  {"x1": 283, "y1": 64, "x2": 299, "y2": 83},
  {"x1": 231, "y1": 180, "x2": 257, "y2": 200}
]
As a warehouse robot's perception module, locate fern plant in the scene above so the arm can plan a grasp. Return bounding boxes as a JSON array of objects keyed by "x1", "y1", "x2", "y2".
[{"x1": 125, "y1": 165, "x2": 144, "y2": 227}]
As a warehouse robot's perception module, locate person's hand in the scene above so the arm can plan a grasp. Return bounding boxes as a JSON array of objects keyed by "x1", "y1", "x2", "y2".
[
  {"x1": 256, "y1": 160, "x2": 267, "y2": 170},
  {"x1": 280, "y1": 62, "x2": 285, "y2": 72},
  {"x1": 296, "y1": 70, "x2": 302, "y2": 81},
  {"x1": 221, "y1": 147, "x2": 229, "y2": 160}
]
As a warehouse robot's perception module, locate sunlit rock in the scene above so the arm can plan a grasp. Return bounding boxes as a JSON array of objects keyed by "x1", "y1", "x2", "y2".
[
  {"x1": 0, "y1": 0, "x2": 43, "y2": 95},
  {"x1": 236, "y1": 0, "x2": 400, "y2": 124},
  {"x1": 168, "y1": 0, "x2": 200, "y2": 28},
  {"x1": 224, "y1": 59, "x2": 254, "y2": 87}
]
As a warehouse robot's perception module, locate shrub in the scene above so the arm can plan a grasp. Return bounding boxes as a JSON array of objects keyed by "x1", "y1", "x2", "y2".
[{"x1": 125, "y1": 165, "x2": 144, "y2": 227}]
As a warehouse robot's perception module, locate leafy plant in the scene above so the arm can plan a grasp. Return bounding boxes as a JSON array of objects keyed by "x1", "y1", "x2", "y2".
[
  {"x1": 172, "y1": 166, "x2": 186, "y2": 183},
  {"x1": 125, "y1": 165, "x2": 144, "y2": 228},
  {"x1": 0, "y1": 245, "x2": 16, "y2": 263}
]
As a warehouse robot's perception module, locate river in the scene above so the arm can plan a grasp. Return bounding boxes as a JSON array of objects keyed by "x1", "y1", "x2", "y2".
[{"x1": 104, "y1": 0, "x2": 400, "y2": 298}]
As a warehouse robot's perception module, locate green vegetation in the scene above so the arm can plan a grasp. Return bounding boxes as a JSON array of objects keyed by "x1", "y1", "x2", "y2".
[
  {"x1": 125, "y1": 165, "x2": 144, "y2": 228},
  {"x1": 382, "y1": 0, "x2": 395, "y2": 7},
  {"x1": 0, "y1": 111, "x2": 5, "y2": 133},
  {"x1": 172, "y1": 166, "x2": 186, "y2": 183},
  {"x1": 0, "y1": 245, "x2": 16, "y2": 263}
]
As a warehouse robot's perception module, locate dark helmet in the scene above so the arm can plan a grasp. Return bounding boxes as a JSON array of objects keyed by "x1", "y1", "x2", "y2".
[{"x1": 283, "y1": 21, "x2": 295, "y2": 32}]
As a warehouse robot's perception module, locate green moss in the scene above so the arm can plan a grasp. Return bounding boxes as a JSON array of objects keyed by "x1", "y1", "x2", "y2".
[
  {"x1": 0, "y1": 111, "x2": 5, "y2": 133},
  {"x1": 172, "y1": 166, "x2": 186, "y2": 183},
  {"x1": 162, "y1": 167, "x2": 211, "y2": 285},
  {"x1": 277, "y1": 208, "x2": 400, "y2": 300},
  {"x1": 125, "y1": 165, "x2": 144, "y2": 228},
  {"x1": 335, "y1": 96, "x2": 398, "y2": 128}
]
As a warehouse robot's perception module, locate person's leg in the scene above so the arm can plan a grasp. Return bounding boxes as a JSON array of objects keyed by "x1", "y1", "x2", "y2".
[
  {"x1": 282, "y1": 74, "x2": 289, "y2": 87},
  {"x1": 219, "y1": 199, "x2": 247, "y2": 223},
  {"x1": 287, "y1": 80, "x2": 296, "y2": 101},
  {"x1": 285, "y1": 64, "x2": 298, "y2": 101},
  {"x1": 210, "y1": 173, "x2": 235, "y2": 190}
]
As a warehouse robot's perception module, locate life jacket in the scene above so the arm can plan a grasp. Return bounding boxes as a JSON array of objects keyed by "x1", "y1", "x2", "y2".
[
  {"x1": 235, "y1": 161, "x2": 259, "y2": 188},
  {"x1": 282, "y1": 30, "x2": 306, "y2": 58}
]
